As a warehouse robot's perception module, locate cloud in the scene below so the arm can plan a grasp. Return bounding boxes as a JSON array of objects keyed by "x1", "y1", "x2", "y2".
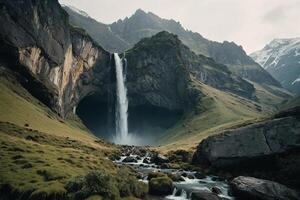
[
  {"x1": 263, "y1": 6, "x2": 286, "y2": 24},
  {"x1": 263, "y1": 2, "x2": 300, "y2": 25}
]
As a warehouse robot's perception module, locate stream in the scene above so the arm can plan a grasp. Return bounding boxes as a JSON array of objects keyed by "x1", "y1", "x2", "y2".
[{"x1": 113, "y1": 147, "x2": 235, "y2": 200}]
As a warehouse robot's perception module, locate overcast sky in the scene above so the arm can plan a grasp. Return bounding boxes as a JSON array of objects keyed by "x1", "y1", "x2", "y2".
[{"x1": 59, "y1": 0, "x2": 300, "y2": 54}]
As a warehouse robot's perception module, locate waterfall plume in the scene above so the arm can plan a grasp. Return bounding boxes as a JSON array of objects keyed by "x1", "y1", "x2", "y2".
[{"x1": 113, "y1": 53, "x2": 129, "y2": 144}]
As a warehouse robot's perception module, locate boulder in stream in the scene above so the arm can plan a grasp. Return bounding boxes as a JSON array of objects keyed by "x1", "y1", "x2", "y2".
[
  {"x1": 149, "y1": 177, "x2": 174, "y2": 195},
  {"x1": 142, "y1": 158, "x2": 151, "y2": 164},
  {"x1": 211, "y1": 186, "x2": 222, "y2": 195},
  {"x1": 122, "y1": 156, "x2": 138, "y2": 163},
  {"x1": 151, "y1": 153, "x2": 169, "y2": 164},
  {"x1": 167, "y1": 173, "x2": 185, "y2": 182},
  {"x1": 231, "y1": 176, "x2": 300, "y2": 200}
]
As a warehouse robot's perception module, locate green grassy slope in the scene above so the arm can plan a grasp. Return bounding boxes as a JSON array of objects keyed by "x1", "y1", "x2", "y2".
[
  {"x1": 250, "y1": 81, "x2": 293, "y2": 111},
  {"x1": 278, "y1": 96, "x2": 300, "y2": 110},
  {"x1": 0, "y1": 73, "x2": 146, "y2": 199},
  {"x1": 157, "y1": 78, "x2": 266, "y2": 152},
  {"x1": 0, "y1": 75, "x2": 99, "y2": 144}
]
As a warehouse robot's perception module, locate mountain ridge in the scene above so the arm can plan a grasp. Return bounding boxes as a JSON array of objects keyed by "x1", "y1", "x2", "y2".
[{"x1": 64, "y1": 6, "x2": 281, "y2": 87}]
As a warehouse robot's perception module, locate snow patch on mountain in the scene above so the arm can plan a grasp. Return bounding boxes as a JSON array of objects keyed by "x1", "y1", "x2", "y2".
[
  {"x1": 292, "y1": 78, "x2": 300, "y2": 85},
  {"x1": 250, "y1": 38, "x2": 300, "y2": 94},
  {"x1": 250, "y1": 38, "x2": 300, "y2": 70}
]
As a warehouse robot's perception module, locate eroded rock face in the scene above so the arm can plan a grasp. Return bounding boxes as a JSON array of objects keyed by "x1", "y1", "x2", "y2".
[
  {"x1": 231, "y1": 176, "x2": 300, "y2": 200},
  {"x1": 0, "y1": 0, "x2": 111, "y2": 117},
  {"x1": 126, "y1": 32, "x2": 256, "y2": 106}
]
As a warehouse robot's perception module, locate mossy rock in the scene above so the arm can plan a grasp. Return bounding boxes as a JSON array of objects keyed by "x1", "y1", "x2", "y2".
[
  {"x1": 116, "y1": 167, "x2": 148, "y2": 198},
  {"x1": 149, "y1": 177, "x2": 173, "y2": 195},
  {"x1": 147, "y1": 172, "x2": 166, "y2": 180},
  {"x1": 167, "y1": 173, "x2": 185, "y2": 182}
]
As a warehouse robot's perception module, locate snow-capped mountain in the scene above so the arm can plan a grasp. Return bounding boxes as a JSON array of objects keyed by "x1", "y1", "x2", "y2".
[{"x1": 251, "y1": 38, "x2": 300, "y2": 94}]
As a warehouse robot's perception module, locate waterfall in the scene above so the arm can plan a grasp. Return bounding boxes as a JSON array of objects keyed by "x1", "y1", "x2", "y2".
[{"x1": 113, "y1": 53, "x2": 129, "y2": 144}]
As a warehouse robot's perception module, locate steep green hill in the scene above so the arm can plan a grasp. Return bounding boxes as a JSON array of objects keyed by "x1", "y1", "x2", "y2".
[{"x1": 157, "y1": 78, "x2": 264, "y2": 152}]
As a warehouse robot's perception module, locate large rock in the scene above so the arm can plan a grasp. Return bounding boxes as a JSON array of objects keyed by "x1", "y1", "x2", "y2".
[
  {"x1": 193, "y1": 114, "x2": 300, "y2": 169},
  {"x1": 231, "y1": 176, "x2": 300, "y2": 200},
  {"x1": 122, "y1": 156, "x2": 138, "y2": 163},
  {"x1": 148, "y1": 177, "x2": 173, "y2": 195},
  {"x1": 151, "y1": 153, "x2": 169, "y2": 165},
  {"x1": 192, "y1": 108, "x2": 300, "y2": 189},
  {"x1": 147, "y1": 172, "x2": 166, "y2": 180}
]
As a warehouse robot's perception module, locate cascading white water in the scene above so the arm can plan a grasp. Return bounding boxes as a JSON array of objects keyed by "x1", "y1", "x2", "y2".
[{"x1": 113, "y1": 53, "x2": 129, "y2": 144}]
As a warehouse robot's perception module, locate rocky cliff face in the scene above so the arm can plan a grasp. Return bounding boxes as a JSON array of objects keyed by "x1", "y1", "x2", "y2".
[
  {"x1": 0, "y1": 0, "x2": 110, "y2": 116},
  {"x1": 126, "y1": 32, "x2": 256, "y2": 104},
  {"x1": 63, "y1": 6, "x2": 130, "y2": 53}
]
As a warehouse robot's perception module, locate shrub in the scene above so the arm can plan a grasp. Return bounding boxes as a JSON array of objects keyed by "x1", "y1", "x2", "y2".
[
  {"x1": 66, "y1": 170, "x2": 119, "y2": 200},
  {"x1": 116, "y1": 168, "x2": 147, "y2": 198}
]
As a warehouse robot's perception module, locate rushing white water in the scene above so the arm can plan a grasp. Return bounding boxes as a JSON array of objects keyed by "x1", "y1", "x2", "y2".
[{"x1": 113, "y1": 53, "x2": 129, "y2": 144}]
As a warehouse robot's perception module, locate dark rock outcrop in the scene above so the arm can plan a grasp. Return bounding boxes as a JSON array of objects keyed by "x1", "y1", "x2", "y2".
[
  {"x1": 0, "y1": 0, "x2": 111, "y2": 117},
  {"x1": 192, "y1": 107, "x2": 300, "y2": 189},
  {"x1": 231, "y1": 176, "x2": 300, "y2": 200},
  {"x1": 126, "y1": 32, "x2": 256, "y2": 102}
]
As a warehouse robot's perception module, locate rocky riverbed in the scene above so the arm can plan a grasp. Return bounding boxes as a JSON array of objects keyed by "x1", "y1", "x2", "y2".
[
  {"x1": 108, "y1": 144, "x2": 300, "y2": 200},
  {"x1": 110, "y1": 146, "x2": 235, "y2": 200}
]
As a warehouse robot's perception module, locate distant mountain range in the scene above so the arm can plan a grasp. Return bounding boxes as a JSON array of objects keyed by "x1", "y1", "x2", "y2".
[
  {"x1": 63, "y1": 6, "x2": 280, "y2": 87},
  {"x1": 251, "y1": 38, "x2": 300, "y2": 94}
]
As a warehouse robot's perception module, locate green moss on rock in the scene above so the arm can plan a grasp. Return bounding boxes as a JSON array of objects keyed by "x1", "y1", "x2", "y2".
[{"x1": 149, "y1": 177, "x2": 173, "y2": 195}]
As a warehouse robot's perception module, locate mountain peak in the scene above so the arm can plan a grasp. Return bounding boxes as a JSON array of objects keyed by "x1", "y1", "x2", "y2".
[{"x1": 134, "y1": 8, "x2": 147, "y2": 16}]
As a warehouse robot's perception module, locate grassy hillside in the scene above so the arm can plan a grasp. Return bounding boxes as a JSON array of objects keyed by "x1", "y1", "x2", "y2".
[
  {"x1": 157, "y1": 78, "x2": 266, "y2": 152},
  {"x1": 0, "y1": 73, "x2": 146, "y2": 199},
  {"x1": 278, "y1": 96, "x2": 300, "y2": 110},
  {"x1": 250, "y1": 81, "x2": 293, "y2": 111}
]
